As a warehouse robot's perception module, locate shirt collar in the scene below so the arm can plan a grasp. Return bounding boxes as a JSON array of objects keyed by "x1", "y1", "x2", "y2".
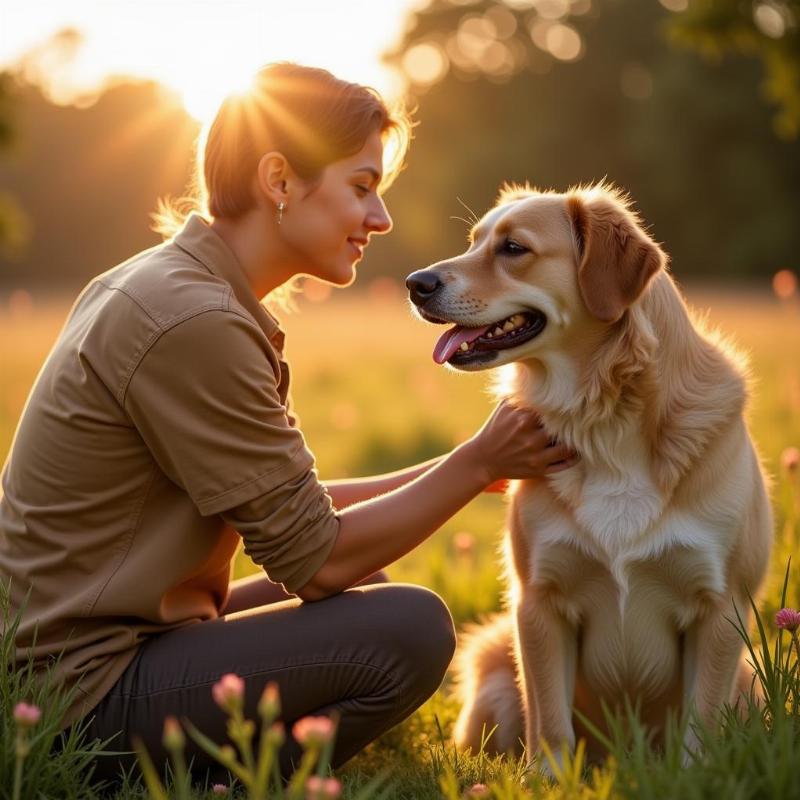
[{"x1": 172, "y1": 212, "x2": 285, "y2": 350}]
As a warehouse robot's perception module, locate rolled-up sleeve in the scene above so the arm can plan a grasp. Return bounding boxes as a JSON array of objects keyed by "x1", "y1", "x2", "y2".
[
  {"x1": 123, "y1": 308, "x2": 339, "y2": 591},
  {"x1": 222, "y1": 471, "x2": 339, "y2": 593}
]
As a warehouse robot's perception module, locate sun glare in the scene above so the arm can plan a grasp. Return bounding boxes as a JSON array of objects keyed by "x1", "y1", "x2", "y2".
[
  {"x1": 177, "y1": 69, "x2": 260, "y2": 125},
  {"x1": 2, "y1": 1, "x2": 413, "y2": 126}
]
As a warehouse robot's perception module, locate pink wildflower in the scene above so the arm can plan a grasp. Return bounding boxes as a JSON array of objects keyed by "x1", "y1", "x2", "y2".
[
  {"x1": 258, "y1": 681, "x2": 281, "y2": 719},
  {"x1": 465, "y1": 784, "x2": 490, "y2": 798},
  {"x1": 453, "y1": 531, "x2": 476, "y2": 555},
  {"x1": 293, "y1": 715, "x2": 336, "y2": 747},
  {"x1": 212, "y1": 784, "x2": 229, "y2": 795},
  {"x1": 305, "y1": 775, "x2": 342, "y2": 800},
  {"x1": 781, "y1": 447, "x2": 800, "y2": 475},
  {"x1": 13, "y1": 702, "x2": 42, "y2": 729},
  {"x1": 212, "y1": 673, "x2": 245, "y2": 713},
  {"x1": 775, "y1": 607, "x2": 800, "y2": 632}
]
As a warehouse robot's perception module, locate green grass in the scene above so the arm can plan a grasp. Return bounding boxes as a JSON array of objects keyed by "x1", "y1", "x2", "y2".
[{"x1": 1, "y1": 285, "x2": 800, "y2": 798}]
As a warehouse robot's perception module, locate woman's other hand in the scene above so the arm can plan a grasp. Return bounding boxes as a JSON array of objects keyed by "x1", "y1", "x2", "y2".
[{"x1": 464, "y1": 401, "x2": 579, "y2": 485}]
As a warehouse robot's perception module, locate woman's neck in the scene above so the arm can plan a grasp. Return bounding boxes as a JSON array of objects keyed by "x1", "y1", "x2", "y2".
[{"x1": 210, "y1": 211, "x2": 295, "y2": 299}]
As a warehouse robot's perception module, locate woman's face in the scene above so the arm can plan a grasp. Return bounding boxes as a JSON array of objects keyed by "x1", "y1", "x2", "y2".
[{"x1": 283, "y1": 130, "x2": 393, "y2": 286}]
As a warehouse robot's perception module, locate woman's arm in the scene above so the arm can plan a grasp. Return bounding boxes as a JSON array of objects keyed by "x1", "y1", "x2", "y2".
[
  {"x1": 323, "y1": 458, "x2": 443, "y2": 509},
  {"x1": 297, "y1": 402, "x2": 577, "y2": 601}
]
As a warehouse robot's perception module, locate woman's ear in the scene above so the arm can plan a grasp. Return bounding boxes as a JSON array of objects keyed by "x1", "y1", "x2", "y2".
[
  {"x1": 567, "y1": 189, "x2": 666, "y2": 323},
  {"x1": 255, "y1": 151, "x2": 290, "y2": 207}
]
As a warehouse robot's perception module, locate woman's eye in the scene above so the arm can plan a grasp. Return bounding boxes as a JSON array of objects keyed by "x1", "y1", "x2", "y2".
[
  {"x1": 355, "y1": 185, "x2": 370, "y2": 196},
  {"x1": 500, "y1": 239, "x2": 528, "y2": 255}
]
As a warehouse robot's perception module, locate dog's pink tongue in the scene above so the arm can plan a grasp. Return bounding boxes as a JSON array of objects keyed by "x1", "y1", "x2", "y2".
[{"x1": 433, "y1": 324, "x2": 491, "y2": 364}]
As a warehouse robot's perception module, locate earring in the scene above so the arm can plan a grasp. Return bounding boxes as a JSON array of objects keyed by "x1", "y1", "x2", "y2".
[{"x1": 277, "y1": 201, "x2": 286, "y2": 225}]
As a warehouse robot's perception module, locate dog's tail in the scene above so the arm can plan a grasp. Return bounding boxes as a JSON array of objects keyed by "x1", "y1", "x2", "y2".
[{"x1": 453, "y1": 612, "x2": 524, "y2": 756}]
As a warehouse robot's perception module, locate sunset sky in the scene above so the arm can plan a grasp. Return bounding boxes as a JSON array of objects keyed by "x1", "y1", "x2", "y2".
[{"x1": 1, "y1": 0, "x2": 423, "y2": 121}]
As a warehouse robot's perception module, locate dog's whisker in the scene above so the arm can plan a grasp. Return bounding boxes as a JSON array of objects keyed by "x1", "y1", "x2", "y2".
[
  {"x1": 449, "y1": 214, "x2": 475, "y2": 229},
  {"x1": 455, "y1": 196, "x2": 480, "y2": 226}
]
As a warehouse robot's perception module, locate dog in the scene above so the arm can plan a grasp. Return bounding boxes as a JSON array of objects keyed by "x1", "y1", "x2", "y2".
[{"x1": 406, "y1": 183, "x2": 772, "y2": 770}]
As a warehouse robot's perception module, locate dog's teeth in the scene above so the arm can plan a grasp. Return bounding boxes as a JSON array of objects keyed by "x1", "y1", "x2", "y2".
[
  {"x1": 512, "y1": 314, "x2": 524, "y2": 326},
  {"x1": 503, "y1": 320, "x2": 515, "y2": 332},
  {"x1": 493, "y1": 326, "x2": 504, "y2": 336},
  {"x1": 486, "y1": 331, "x2": 493, "y2": 338},
  {"x1": 459, "y1": 342, "x2": 469, "y2": 351}
]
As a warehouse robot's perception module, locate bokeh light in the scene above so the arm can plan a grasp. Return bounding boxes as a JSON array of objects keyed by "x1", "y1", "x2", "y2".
[
  {"x1": 545, "y1": 23, "x2": 583, "y2": 61},
  {"x1": 536, "y1": 0, "x2": 571, "y2": 21},
  {"x1": 659, "y1": 0, "x2": 689, "y2": 11},
  {"x1": 781, "y1": 446, "x2": 799, "y2": 475},
  {"x1": 484, "y1": 5, "x2": 518, "y2": 39},
  {"x1": 773, "y1": 269, "x2": 798, "y2": 300},
  {"x1": 402, "y1": 42, "x2": 449, "y2": 86},
  {"x1": 453, "y1": 531, "x2": 476, "y2": 555},
  {"x1": 753, "y1": 2, "x2": 787, "y2": 38}
]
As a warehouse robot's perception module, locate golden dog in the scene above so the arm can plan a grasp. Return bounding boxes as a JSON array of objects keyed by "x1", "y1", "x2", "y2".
[{"x1": 406, "y1": 183, "x2": 772, "y2": 770}]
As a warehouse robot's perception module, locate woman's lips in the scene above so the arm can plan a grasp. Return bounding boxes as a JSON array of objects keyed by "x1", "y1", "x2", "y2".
[{"x1": 348, "y1": 238, "x2": 367, "y2": 259}]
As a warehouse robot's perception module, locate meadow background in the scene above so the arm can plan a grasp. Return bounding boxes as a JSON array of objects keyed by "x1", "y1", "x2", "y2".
[
  {"x1": 3, "y1": 284, "x2": 799, "y2": 622},
  {"x1": 2, "y1": 280, "x2": 800, "y2": 798}
]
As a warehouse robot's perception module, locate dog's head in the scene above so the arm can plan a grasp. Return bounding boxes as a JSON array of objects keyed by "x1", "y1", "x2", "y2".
[{"x1": 407, "y1": 183, "x2": 666, "y2": 371}]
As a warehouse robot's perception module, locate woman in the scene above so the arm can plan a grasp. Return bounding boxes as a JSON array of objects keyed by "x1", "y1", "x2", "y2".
[{"x1": 0, "y1": 63, "x2": 577, "y2": 782}]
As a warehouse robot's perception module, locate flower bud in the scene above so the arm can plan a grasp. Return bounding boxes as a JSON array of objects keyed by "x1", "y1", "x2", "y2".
[
  {"x1": 219, "y1": 745, "x2": 237, "y2": 765},
  {"x1": 212, "y1": 673, "x2": 245, "y2": 714},
  {"x1": 13, "y1": 702, "x2": 42, "y2": 729},
  {"x1": 267, "y1": 721, "x2": 286, "y2": 748},
  {"x1": 258, "y1": 681, "x2": 281, "y2": 720},
  {"x1": 305, "y1": 775, "x2": 342, "y2": 800},
  {"x1": 465, "y1": 784, "x2": 490, "y2": 798},
  {"x1": 162, "y1": 716, "x2": 185, "y2": 750},
  {"x1": 212, "y1": 784, "x2": 229, "y2": 795},
  {"x1": 292, "y1": 715, "x2": 336, "y2": 747}
]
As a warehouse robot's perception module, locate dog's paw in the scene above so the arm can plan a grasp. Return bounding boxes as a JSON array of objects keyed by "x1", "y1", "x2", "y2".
[
  {"x1": 526, "y1": 743, "x2": 573, "y2": 785},
  {"x1": 681, "y1": 726, "x2": 703, "y2": 767}
]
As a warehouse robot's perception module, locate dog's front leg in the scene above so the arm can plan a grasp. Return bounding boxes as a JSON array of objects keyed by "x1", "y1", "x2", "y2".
[
  {"x1": 681, "y1": 592, "x2": 749, "y2": 761},
  {"x1": 516, "y1": 586, "x2": 578, "y2": 777}
]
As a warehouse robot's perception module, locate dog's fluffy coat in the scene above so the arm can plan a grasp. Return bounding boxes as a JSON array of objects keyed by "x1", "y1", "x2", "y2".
[{"x1": 414, "y1": 184, "x2": 773, "y2": 767}]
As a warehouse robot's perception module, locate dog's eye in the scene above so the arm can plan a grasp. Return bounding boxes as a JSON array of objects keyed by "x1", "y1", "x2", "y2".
[{"x1": 499, "y1": 239, "x2": 528, "y2": 256}]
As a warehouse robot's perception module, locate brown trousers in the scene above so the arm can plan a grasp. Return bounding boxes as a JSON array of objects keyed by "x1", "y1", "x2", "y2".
[{"x1": 80, "y1": 573, "x2": 456, "y2": 786}]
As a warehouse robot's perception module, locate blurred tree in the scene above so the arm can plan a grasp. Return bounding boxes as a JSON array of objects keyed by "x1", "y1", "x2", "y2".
[
  {"x1": 0, "y1": 78, "x2": 198, "y2": 289},
  {"x1": 368, "y1": 0, "x2": 799, "y2": 282},
  {"x1": 667, "y1": 0, "x2": 800, "y2": 139},
  {"x1": 0, "y1": 72, "x2": 30, "y2": 257}
]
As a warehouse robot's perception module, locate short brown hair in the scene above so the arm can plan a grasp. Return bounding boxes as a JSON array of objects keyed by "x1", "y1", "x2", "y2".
[{"x1": 154, "y1": 62, "x2": 412, "y2": 236}]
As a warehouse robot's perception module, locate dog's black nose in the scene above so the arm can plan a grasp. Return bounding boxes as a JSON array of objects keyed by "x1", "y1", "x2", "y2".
[{"x1": 406, "y1": 270, "x2": 443, "y2": 305}]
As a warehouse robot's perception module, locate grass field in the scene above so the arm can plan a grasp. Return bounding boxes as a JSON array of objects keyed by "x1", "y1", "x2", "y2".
[{"x1": 2, "y1": 283, "x2": 799, "y2": 798}]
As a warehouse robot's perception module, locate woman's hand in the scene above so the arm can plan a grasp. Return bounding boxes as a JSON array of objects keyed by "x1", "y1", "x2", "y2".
[
  {"x1": 463, "y1": 400, "x2": 579, "y2": 485},
  {"x1": 298, "y1": 401, "x2": 578, "y2": 601}
]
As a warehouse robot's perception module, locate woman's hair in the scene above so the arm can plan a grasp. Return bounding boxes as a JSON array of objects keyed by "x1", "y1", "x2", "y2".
[{"x1": 153, "y1": 62, "x2": 412, "y2": 239}]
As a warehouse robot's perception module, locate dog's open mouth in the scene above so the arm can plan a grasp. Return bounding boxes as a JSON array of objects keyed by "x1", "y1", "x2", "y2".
[{"x1": 432, "y1": 310, "x2": 547, "y2": 365}]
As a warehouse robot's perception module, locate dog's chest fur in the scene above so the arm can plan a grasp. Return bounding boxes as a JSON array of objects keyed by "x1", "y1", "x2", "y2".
[
  {"x1": 510, "y1": 447, "x2": 735, "y2": 697},
  {"x1": 507, "y1": 393, "x2": 754, "y2": 692}
]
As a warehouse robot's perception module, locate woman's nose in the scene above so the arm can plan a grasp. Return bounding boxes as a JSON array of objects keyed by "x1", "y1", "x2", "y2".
[{"x1": 366, "y1": 196, "x2": 392, "y2": 234}]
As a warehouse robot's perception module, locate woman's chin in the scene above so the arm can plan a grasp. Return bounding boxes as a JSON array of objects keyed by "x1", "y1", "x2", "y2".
[{"x1": 329, "y1": 263, "x2": 357, "y2": 287}]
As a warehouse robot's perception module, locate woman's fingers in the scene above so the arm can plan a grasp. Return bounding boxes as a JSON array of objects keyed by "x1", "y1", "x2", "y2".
[{"x1": 543, "y1": 447, "x2": 581, "y2": 474}]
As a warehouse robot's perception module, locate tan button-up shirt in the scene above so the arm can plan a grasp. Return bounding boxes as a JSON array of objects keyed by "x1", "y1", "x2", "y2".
[{"x1": 0, "y1": 213, "x2": 340, "y2": 727}]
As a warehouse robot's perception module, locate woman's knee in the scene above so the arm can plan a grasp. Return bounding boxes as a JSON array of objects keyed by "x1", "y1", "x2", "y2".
[{"x1": 379, "y1": 584, "x2": 456, "y2": 696}]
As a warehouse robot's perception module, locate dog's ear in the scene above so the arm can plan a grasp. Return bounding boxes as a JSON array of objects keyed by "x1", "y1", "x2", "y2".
[{"x1": 567, "y1": 191, "x2": 665, "y2": 323}]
